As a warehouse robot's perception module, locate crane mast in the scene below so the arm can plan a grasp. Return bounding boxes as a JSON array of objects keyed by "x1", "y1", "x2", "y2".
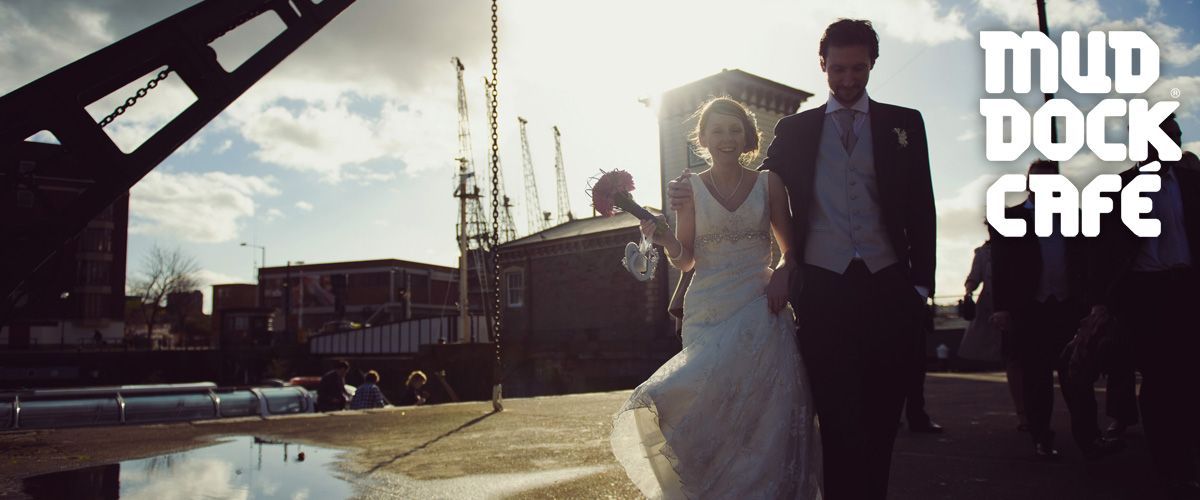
[
  {"x1": 483, "y1": 78, "x2": 518, "y2": 243},
  {"x1": 518, "y1": 117, "x2": 549, "y2": 234},
  {"x1": 552, "y1": 126, "x2": 572, "y2": 224},
  {"x1": 451, "y1": 57, "x2": 491, "y2": 341}
]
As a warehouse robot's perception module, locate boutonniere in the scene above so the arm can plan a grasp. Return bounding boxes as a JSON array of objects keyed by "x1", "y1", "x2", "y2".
[{"x1": 893, "y1": 128, "x2": 908, "y2": 148}]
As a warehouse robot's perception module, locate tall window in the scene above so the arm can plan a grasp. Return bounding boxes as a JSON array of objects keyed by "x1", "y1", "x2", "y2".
[{"x1": 505, "y1": 271, "x2": 523, "y2": 307}]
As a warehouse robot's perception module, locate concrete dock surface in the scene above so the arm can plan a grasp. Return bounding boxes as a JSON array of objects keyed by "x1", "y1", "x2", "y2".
[{"x1": 0, "y1": 372, "x2": 1191, "y2": 499}]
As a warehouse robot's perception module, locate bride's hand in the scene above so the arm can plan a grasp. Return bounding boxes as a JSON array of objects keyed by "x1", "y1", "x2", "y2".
[
  {"x1": 641, "y1": 216, "x2": 676, "y2": 248},
  {"x1": 766, "y1": 268, "x2": 789, "y2": 315}
]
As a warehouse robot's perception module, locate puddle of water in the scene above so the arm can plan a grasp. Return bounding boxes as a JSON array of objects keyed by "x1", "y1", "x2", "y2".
[
  {"x1": 22, "y1": 436, "x2": 354, "y2": 500},
  {"x1": 363, "y1": 465, "x2": 611, "y2": 500}
]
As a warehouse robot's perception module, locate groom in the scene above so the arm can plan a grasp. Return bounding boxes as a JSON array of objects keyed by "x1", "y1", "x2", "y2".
[{"x1": 670, "y1": 18, "x2": 936, "y2": 499}]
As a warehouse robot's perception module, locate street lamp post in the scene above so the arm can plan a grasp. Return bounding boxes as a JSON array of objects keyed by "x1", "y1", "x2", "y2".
[
  {"x1": 59, "y1": 291, "x2": 70, "y2": 347},
  {"x1": 240, "y1": 243, "x2": 266, "y2": 307}
]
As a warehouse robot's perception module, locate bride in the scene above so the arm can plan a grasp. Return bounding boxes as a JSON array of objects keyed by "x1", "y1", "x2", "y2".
[{"x1": 611, "y1": 97, "x2": 822, "y2": 499}]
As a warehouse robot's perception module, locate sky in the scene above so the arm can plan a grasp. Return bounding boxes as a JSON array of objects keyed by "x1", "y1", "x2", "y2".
[{"x1": 2, "y1": 0, "x2": 1198, "y2": 313}]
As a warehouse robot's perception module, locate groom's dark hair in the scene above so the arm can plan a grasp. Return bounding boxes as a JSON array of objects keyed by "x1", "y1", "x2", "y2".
[{"x1": 819, "y1": 19, "x2": 880, "y2": 63}]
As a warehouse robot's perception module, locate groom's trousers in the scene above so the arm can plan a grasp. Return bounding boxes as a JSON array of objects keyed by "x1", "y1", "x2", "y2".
[{"x1": 794, "y1": 260, "x2": 923, "y2": 500}]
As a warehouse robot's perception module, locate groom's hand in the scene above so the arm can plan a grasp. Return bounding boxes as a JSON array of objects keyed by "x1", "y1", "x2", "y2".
[
  {"x1": 667, "y1": 170, "x2": 694, "y2": 211},
  {"x1": 766, "y1": 268, "x2": 789, "y2": 315}
]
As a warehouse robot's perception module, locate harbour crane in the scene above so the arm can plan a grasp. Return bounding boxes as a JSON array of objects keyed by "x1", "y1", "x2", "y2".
[
  {"x1": 517, "y1": 117, "x2": 549, "y2": 234},
  {"x1": 552, "y1": 126, "x2": 573, "y2": 224}
]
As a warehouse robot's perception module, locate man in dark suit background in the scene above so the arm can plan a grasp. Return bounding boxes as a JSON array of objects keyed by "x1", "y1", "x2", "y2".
[
  {"x1": 1087, "y1": 114, "x2": 1199, "y2": 498},
  {"x1": 668, "y1": 18, "x2": 935, "y2": 500},
  {"x1": 989, "y1": 159, "x2": 1122, "y2": 461}
]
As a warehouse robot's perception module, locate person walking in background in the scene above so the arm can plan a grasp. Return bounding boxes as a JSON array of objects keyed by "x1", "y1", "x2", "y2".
[
  {"x1": 990, "y1": 159, "x2": 1122, "y2": 461},
  {"x1": 959, "y1": 238, "x2": 1028, "y2": 432},
  {"x1": 398, "y1": 371, "x2": 428, "y2": 406},
  {"x1": 349, "y1": 370, "x2": 385, "y2": 410},
  {"x1": 1087, "y1": 113, "x2": 1199, "y2": 498},
  {"x1": 316, "y1": 360, "x2": 351, "y2": 412}
]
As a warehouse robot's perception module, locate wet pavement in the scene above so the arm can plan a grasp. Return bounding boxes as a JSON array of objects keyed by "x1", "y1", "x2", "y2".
[{"x1": 0, "y1": 372, "x2": 1192, "y2": 499}]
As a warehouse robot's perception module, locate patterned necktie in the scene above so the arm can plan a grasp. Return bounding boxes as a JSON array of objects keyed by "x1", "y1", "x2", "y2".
[{"x1": 835, "y1": 108, "x2": 858, "y2": 153}]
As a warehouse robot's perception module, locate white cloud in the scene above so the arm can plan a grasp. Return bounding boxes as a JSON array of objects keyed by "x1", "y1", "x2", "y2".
[
  {"x1": 263, "y1": 208, "x2": 285, "y2": 224},
  {"x1": 295, "y1": 201, "x2": 313, "y2": 212},
  {"x1": 214, "y1": 139, "x2": 233, "y2": 154},
  {"x1": 177, "y1": 134, "x2": 204, "y2": 155},
  {"x1": 977, "y1": 0, "x2": 1105, "y2": 29},
  {"x1": 0, "y1": 4, "x2": 113, "y2": 92},
  {"x1": 1095, "y1": 20, "x2": 1200, "y2": 67},
  {"x1": 844, "y1": 0, "x2": 971, "y2": 45},
  {"x1": 223, "y1": 91, "x2": 455, "y2": 182},
  {"x1": 130, "y1": 171, "x2": 279, "y2": 243}
]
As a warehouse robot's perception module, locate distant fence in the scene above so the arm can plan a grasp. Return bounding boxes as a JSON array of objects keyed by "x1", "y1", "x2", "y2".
[
  {"x1": 309, "y1": 316, "x2": 490, "y2": 356},
  {"x1": 0, "y1": 336, "x2": 216, "y2": 352}
]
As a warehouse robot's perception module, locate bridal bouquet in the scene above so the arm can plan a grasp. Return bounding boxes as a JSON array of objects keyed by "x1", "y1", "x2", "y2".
[
  {"x1": 587, "y1": 169, "x2": 668, "y2": 235},
  {"x1": 587, "y1": 169, "x2": 668, "y2": 281}
]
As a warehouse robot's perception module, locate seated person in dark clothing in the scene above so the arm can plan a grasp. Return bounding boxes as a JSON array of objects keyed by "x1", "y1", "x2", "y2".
[
  {"x1": 316, "y1": 360, "x2": 350, "y2": 412},
  {"x1": 398, "y1": 370, "x2": 427, "y2": 406}
]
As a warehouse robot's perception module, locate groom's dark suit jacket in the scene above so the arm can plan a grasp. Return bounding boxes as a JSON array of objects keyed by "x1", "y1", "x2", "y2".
[{"x1": 760, "y1": 99, "x2": 937, "y2": 295}]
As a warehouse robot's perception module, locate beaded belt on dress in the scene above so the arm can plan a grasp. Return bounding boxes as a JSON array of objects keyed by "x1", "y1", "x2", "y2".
[{"x1": 695, "y1": 231, "x2": 770, "y2": 249}]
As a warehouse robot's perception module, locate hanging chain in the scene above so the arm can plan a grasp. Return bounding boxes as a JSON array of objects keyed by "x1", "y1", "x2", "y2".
[
  {"x1": 97, "y1": 5, "x2": 268, "y2": 128},
  {"x1": 489, "y1": 0, "x2": 503, "y2": 391},
  {"x1": 98, "y1": 69, "x2": 173, "y2": 128}
]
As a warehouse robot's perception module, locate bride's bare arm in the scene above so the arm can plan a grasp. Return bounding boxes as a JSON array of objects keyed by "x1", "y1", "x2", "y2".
[
  {"x1": 640, "y1": 195, "x2": 695, "y2": 272},
  {"x1": 766, "y1": 171, "x2": 795, "y2": 313}
]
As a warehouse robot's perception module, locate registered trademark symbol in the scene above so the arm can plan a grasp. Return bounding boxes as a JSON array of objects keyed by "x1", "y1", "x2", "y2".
[{"x1": 1171, "y1": 88, "x2": 1181, "y2": 98}]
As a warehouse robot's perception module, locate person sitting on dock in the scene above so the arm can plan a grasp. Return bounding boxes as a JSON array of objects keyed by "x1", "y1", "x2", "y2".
[
  {"x1": 316, "y1": 360, "x2": 351, "y2": 412},
  {"x1": 398, "y1": 371, "x2": 427, "y2": 406},
  {"x1": 349, "y1": 370, "x2": 385, "y2": 410}
]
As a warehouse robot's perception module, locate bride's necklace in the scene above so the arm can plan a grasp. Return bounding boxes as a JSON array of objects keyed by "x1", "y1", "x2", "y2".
[{"x1": 710, "y1": 168, "x2": 744, "y2": 201}]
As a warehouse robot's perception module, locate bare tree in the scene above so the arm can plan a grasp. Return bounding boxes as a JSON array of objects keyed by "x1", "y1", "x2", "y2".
[{"x1": 129, "y1": 245, "x2": 200, "y2": 343}]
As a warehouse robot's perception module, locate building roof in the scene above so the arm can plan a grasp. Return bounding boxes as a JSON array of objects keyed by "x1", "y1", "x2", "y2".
[
  {"x1": 259, "y1": 258, "x2": 456, "y2": 276},
  {"x1": 659, "y1": 68, "x2": 813, "y2": 118},
  {"x1": 501, "y1": 209, "x2": 663, "y2": 249}
]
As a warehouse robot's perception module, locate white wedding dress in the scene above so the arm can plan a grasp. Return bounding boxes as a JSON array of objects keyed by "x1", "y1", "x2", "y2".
[{"x1": 611, "y1": 173, "x2": 822, "y2": 499}]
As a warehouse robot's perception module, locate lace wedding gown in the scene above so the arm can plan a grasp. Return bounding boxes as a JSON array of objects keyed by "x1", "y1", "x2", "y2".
[{"x1": 611, "y1": 173, "x2": 822, "y2": 499}]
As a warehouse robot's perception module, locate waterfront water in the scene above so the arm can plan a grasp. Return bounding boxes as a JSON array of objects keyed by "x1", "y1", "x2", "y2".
[{"x1": 22, "y1": 435, "x2": 354, "y2": 500}]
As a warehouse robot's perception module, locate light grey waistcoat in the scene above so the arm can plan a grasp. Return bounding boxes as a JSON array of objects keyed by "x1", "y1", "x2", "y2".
[{"x1": 804, "y1": 113, "x2": 899, "y2": 274}]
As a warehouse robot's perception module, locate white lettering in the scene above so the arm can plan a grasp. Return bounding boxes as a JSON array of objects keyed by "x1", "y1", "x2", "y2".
[
  {"x1": 1086, "y1": 99, "x2": 1127, "y2": 161},
  {"x1": 1127, "y1": 99, "x2": 1182, "y2": 162},
  {"x1": 1029, "y1": 175, "x2": 1080, "y2": 236},
  {"x1": 987, "y1": 175, "x2": 1029, "y2": 237},
  {"x1": 1033, "y1": 99, "x2": 1085, "y2": 161},
  {"x1": 1062, "y1": 31, "x2": 1112, "y2": 94},
  {"x1": 1109, "y1": 31, "x2": 1159, "y2": 93},
  {"x1": 980, "y1": 100, "x2": 1031, "y2": 161},
  {"x1": 985, "y1": 171, "x2": 1162, "y2": 237},
  {"x1": 1080, "y1": 174, "x2": 1121, "y2": 236}
]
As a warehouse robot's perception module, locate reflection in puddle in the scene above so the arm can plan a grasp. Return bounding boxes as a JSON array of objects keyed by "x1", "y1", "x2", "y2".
[{"x1": 23, "y1": 436, "x2": 353, "y2": 500}]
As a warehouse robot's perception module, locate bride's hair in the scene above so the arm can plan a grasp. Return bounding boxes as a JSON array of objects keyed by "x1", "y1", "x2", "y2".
[{"x1": 686, "y1": 96, "x2": 761, "y2": 167}]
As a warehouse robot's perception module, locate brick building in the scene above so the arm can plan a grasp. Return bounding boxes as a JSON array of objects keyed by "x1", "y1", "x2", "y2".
[
  {"x1": 211, "y1": 284, "x2": 270, "y2": 348},
  {"x1": 0, "y1": 193, "x2": 129, "y2": 348},
  {"x1": 497, "y1": 211, "x2": 676, "y2": 396},
  {"x1": 256, "y1": 259, "x2": 481, "y2": 341}
]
